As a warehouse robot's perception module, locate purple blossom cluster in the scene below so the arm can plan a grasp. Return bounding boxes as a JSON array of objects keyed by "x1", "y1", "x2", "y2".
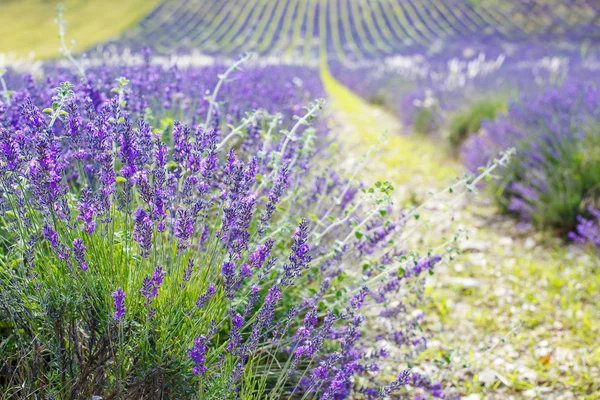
[
  {"x1": 189, "y1": 334, "x2": 209, "y2": 375},
  {"x1": 461, "y1": 78, "x2": 600, "y2": 232},
  {"x1": 111, "y1": 288, "x2": 126, "y2": 321},
  {"x1": 330, "y1": 39, "x2": 599, "y2": 137},
  {"x1": 0, "y1": 53, "x2": 453, "y2": 398},
  {"x1": 569, "y1": 208, "x2": 600, "y2": 248}
]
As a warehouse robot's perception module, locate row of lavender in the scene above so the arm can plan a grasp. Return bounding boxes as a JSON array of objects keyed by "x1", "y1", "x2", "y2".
[
  {"x1": 0, "y1": 52, "x2": 464, "y2": 398},
  {"x1": 98, "y1": 0, "x2": 600, "y2": 62},
  {"x1": 331, "y1": 39, "x2": 600, "y2": 246}
]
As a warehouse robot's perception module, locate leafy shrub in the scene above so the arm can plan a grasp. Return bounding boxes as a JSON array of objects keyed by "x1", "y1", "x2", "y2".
[
  {"x1": 461, "y1": 80, "x2": 600, "y2": 232},
  {"x1": 412, "y1": 107, "x2": 438, "y2": 135},
  {"x1": 448, "y1": 96, "x2": 506, "y2": 147},
  {"x1": 366, "y1": 90, "x2": 390, "y2": 107},
  {"x1": 400, "y1": 89, "x2": 441, "y2": 135},
  {"x1": 0, "y1": 58, "x2": 460, "y2": 399}
]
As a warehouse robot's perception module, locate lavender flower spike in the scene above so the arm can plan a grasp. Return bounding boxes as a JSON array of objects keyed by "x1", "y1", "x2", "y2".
[
  {"x1": 73, "y1": 238, "x2": 89, "y2": 271},
  {"x1": 190, "y1": 334, "x2": 208, "y2": 375},
  {"x1": 111, "y1": 288, "x2": 126, "y2": 321}
]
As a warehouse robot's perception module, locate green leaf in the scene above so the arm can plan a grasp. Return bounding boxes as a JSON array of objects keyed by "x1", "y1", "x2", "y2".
[
  {"x1": 354, "y1": 231, "x2": 363, "y2": 239},
  {"x1": 42, "y1": 108, "x2": 53, "y2": 113}
]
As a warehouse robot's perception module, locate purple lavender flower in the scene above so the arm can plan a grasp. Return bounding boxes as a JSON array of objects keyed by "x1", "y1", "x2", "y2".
[
  {"x1": 221, "y1": 261, "x2": 236, "y2": 298},
  {"x1": 117, "y1": 114, "x2": 141, "y2": 180},
  {"x1": 246, "y1": 285, "x2": 281, "y2": 353},
  {"x1": 282, "y1": 220, "x2": 311, "y2": 285},
  {"x1": 182, "y1": 258, "x2": 194, "y2": 284},
  {"x1": 72, "y1": 238, "x2": 88, "y2": 271},
  {"x1": 322, "y1": 361, "x2": 360, "y2": 400},
  {"x1": 111, "y1": 288, "x2": 126, "y2": 321},
  {"x1": 259, "y1": 165, "x2": 290, "y2": 235},
  {"x1": 378, "y1": 370, "x2": 411, "y2": 397},
  {"x1": 349, "y1": 286, "x2": 370, "y2": 310},
  {"x1": 248, "y1": 239, "x2": 274, "y2": 269},
  {"x1": 569, "y1": 207, "x2": 600, "y2": 247},
  {"x1": 312, "y1": 364, "x2": 329, "y2": 380},
  {"x1": 196, "y1": 283, "x2": 216, "y2": 308},
  {"x1": 238, "y1": 263, "x2": 252, "y2": 285},
  {"x1": 409, "y1": 255, "x2": 442, "y2": 277},
  {"x1": 43, "y1": 224, "x2": 59, "y2": 248},
  {"x1": 133, "y1": 207, "x2": 153, "y2": 257},
  {"x1": 172, "y1": 121, "x2": 191, "y2": 163},
  {"x1": 227, "y1": 310, "x2": 245, "y2": 353},
  {"x1": 140, "y1": 266, "x2": 166, "y2": 311},
  {"x1": 223, "y1": 195, "x2": 256, "y2": 259},
  {"x1": 77, "y1": 188, "x2": 97, "y2": 234},
  {"x1": 189, "y1": 334, "x2": 208, "y2": 375}
]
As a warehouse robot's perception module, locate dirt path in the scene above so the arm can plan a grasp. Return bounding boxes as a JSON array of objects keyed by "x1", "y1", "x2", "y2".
[{"x1": 321, "y1": 64, "x2": 600, "y2": 400}]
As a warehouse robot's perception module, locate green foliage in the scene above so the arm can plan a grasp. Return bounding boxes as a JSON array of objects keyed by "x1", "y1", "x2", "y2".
[
  {"x1": 414, "y1": 107, "x2": 438, "y2": 135},
  {"x1": 367, "y1": 90, "x2": 389, "y2": 107},
  {"x1": 498, "y1": 121, "x2": 600, "y2": 231},
  {"x1": 448, "y1": 96, "x2": 507, "y2": 147}
]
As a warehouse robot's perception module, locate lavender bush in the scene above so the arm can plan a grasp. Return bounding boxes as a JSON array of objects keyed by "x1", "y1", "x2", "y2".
[
  {"x1": 447, "y1": 96, "x2": 507, "y2": 148},
  {"x1": 329, "y1": 40, "x2": 596, "y2": 139},
  {"x1": 0, "y1": 55, "x2": 470, "y2": 398},
  {"x1": 461, "y1": 79, "x2": 600, "y2": 233},
  {"x1": 569, "y1": 207, "x2": 600, "y2": 248}
]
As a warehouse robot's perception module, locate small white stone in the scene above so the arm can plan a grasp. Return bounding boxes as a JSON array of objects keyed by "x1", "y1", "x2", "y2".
[
  {"x1": 553, "y1": 321, "x2": 564, "y2": 330},
  {"x1": 554, "y1": 347, "x2": 572, "y2": 362},
  {"x1": 524, "y1": 238, "x2": 536, "y2": 249},
  {"x1": 518, "y1": 366, "x2": 538, "y2": 382},
  {"x1": 535, "y1": 347, "x2": 550, "y2": 357},
  {"x1": 449, "y1": 277, "x2": 480, "y2": 288},
  {"x1": 478, "y1": 368, "x2": 497, "y2": 385}
]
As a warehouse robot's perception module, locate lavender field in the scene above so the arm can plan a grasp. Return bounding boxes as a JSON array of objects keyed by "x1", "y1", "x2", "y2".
[{"x1": 0, "y1": 1, "x2": 599, "y2": 399}]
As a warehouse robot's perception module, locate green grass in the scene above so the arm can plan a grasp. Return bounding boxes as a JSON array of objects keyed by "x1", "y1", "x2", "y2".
[
  {"x1": 426, "y1": 233, "x2": 600, "y2": 397},
  {"x1": 448, "y1": 96, "x2": 507, "y2": 147},
  {"x1": 320, "y1": 61, "x2": 459, "y2": 186},
  {"x1": 0, "y1": 0, "x2": 161, "y2": 59}
]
